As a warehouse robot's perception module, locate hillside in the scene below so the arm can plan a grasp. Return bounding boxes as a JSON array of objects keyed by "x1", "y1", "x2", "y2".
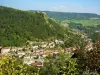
[
  {"x1": 0, "y1": 6, "x2": 64, "y2": 46},
  {"x1": 62, "y1": 19, "x2": 100, "y2": 26},
  {"x1": 29, "y1": 10, "x2": 100, "y2": 20}
]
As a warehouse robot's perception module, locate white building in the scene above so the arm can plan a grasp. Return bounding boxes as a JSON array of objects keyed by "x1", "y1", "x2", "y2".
[
  {"x1": 1, "y1": 47, "x2": 11, "y2": 54},
  {"x1": 17, "y1": 51, "x2": 25, "y2": 57},
  {"x1": 32, "y1": 46, "x2": 39, "y2": 49}
]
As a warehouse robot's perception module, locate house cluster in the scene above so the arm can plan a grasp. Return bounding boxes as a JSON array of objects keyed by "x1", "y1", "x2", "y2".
[
  {"x1": 32, "y1": 39, "x2": 64, "y2": 49},
  {"x1": 85, "y1": 41, "x2": 93, "y2": 51},
  {"x1": 0, "y1": 37, "x2": 94, "y2": 67},
  {"x1": 0, "y1": 40, "x2": 65, "y2": 67},
  {"x1": 81, "y1": 33, "x2": 93, "y2": 51},
  {"x1": 0, "y1": 47, "x2": 76, "y2": 67}
]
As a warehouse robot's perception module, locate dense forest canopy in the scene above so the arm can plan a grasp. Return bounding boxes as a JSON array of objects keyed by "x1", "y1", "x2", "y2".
[
  {"x1": 0, "y1": 6, "x2": 64, "y2": 46},
  {"x1": 0, "y1": 6, "x2": 100, "y2": 47}
]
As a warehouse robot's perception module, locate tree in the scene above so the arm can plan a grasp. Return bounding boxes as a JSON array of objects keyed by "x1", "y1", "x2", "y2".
[
  {"x1": 40, "y1": 52, "x2": 78, "y2": 75},
  {"x1": 0, "y1": 55, "x2": 39, "y2": 75}
]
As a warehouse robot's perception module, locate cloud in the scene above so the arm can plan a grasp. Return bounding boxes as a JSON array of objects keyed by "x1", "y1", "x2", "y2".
[
  {"x1": 49, "y1": 5, "x2": 100, "y2": 14},
  {"x1": 50, "y1": 5, "x2": 84, "y2": 12},
  {"x1": 50, "y1": 6, "x2": 68, "y2": 12}
]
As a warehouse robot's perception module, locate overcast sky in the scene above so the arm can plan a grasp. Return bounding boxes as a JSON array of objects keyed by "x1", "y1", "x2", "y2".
[{"x1": 0, "y1": 0, "x2": 100, "y2": 14}]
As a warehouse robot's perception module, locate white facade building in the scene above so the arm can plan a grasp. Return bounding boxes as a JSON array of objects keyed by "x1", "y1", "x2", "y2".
[{"x1": 1, "y1": 47, "x2": 11, "y2": 54}]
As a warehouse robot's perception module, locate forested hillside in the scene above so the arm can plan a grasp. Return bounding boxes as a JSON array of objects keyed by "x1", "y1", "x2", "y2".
[
  {"x1": 1, "y1": 6, "x2": 100, "y2": 75},
  {"x1": 0, "y1": 6, "x2": 64, "y2": 46},
  {"x1": 29, "y1": 10, "x2": 100, "y2": 20}
]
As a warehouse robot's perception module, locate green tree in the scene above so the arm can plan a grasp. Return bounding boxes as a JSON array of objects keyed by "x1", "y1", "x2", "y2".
[{"x1": 40, "y1": 52, "x2": 78, "y2": 75}]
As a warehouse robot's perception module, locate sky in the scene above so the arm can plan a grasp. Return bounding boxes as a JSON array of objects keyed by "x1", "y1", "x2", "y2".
[{"x1": 0, "y1": 0, "x2": 100, "y2": 14}]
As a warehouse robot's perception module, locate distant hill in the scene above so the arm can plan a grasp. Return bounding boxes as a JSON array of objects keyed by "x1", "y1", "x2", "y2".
[
  {"x1": 29, "y1": 10, "x2": 100, "y2": 20},
  {"x1": 0, "y1": 6, "x2": 64, "y2": 46}
]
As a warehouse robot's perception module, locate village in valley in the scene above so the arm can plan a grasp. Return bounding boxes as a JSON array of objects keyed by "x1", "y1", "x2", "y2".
[
  {"x1": 0, "y1": 36, "x2": 93, "y2": 67},
  {"x1": 0, "y1": 0, "x2": 100, "y2": 74},
  {"x1": 0, "y1": 40, "x2": 67, "y2": 67}
]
